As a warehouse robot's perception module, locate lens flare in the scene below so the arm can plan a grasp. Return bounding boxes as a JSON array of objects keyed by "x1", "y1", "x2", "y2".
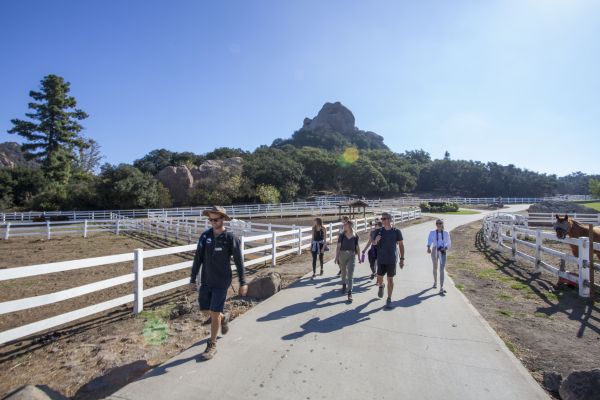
[{"x1": 338, "y1": 147, "x2": 359, "y2": 167}]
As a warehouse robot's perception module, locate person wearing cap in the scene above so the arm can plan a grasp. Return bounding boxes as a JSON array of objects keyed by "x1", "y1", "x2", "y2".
[
  {"x1": 189, "y1": 206, "x2": 247, "y2": 361},
  {"x1": 427, "y1": 219, "x2": 451, "y2": 295}
]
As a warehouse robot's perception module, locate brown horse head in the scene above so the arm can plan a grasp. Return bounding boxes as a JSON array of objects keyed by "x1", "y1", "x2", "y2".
[{"x1": 553, "y1": 214, "x2": 571, "y2": 239}]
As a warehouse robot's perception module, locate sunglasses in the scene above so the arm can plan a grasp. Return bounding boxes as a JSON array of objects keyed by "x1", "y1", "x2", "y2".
[{"x1": 208, "y1": 217, "x2": 223, "y2": 222}]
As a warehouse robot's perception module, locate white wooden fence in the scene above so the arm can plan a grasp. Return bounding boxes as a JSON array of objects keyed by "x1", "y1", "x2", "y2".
[
  {"x1": 1, "y1": 195, "x2": 594, "y2": 222},
  {"x1": 0, "y1": 210, "x2": 421, "y2": 345},
  {"x1": 483, "y1": 214, "x2": 599, "y2": 298},
  {"x1": 526, "y1": 213, "x2": 600, "y2": 226}
]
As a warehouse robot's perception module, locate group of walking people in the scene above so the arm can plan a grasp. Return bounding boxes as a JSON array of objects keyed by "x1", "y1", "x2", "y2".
[{"x1": 189, "y1": 205, "x2": 451, "y2": 361}]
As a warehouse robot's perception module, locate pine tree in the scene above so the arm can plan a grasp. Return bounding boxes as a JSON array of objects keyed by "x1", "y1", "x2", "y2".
[{"x1": 8, "y1": 74, "x2": 89, "y2": 183}]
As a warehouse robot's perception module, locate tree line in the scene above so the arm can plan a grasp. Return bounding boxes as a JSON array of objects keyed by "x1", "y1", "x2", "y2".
[{"x1": 1, "y1": 75, "x2": 598, "y2": 211}]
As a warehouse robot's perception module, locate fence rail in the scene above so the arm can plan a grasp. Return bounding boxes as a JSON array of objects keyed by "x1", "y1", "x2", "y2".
[
  {"x1": 0, "y1": 210, "x2": 421, "y2": 345},
  {"x1": 1, "y1": 195, "x2": 594, "y2": 222},
  {"x1": 526, "y1": 212, "x2": 600, "y2": 226},
  {"x1": 483, "y1": 214, "x2": 599, "y2": 299}
]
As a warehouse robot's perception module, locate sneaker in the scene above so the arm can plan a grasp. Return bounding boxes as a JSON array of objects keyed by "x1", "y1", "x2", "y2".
[
  {"x1": 385, "y1": 298, "x2": 392, "y2": 309},
  {"x1": 378, "y1": 284, "x2": 385, "y2": 298},
  {"x1": 342, "y1": 283, "x2": 347, "y2": 294},
  {"x1": 347, "y1": 291, "x2": 353, "y2": 303},
  {"x1": 370, "y1": 274, "x2": 375, "y2": 280},
  {"x1": 221, "y1": 313, "x2": 230, "y2": 335},
  {"x1": 311, "y1": 274, "x2": 316, "y2": 279},
  {"x1": 201, "y1": 340, "x2": 217, "y2": 361},
  {"x1": 433, "y1": 283, "x2": 437, "y2": 289},
  {"x1": 337, "y1": 269, "x2": 341, "y2": 276},
  {"x1": 439, "y1": 288, "x2": 446, "y2": 296},
  {"x1": 320, "y1": 268, "x2": 324, "y2": 276}
]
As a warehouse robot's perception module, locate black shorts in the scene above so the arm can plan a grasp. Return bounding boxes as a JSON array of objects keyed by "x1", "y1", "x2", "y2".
[
  {"x1": 377, "y1": 262, "x2": 397, "y2": 277},
  {"x1": 198, "y1": 284, "x2": 228, "y2": 313}
]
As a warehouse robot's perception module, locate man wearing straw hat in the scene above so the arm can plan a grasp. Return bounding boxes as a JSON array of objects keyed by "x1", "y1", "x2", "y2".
[{"x1": 190, "y1": 206, "x2": 247, "y2": 361}]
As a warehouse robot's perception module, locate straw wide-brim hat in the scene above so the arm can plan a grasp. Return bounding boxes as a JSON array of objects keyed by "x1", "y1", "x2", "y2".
[{"x1": 202, "y1": 206, "x2": 232, "y2": 221}]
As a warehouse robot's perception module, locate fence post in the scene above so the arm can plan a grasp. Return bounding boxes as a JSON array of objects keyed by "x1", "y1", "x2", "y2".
[
  {"x1": 116, "y1": 220, "x2": 121, "y2": 235},
  {"x1": 589, "y1": 224, "x2": 596, "y2": 304},
  {"x1": 4, "y1": 222, "x2": 10, "y2": 240},
  {"x1": 240, "y1": 235, "x2": 246, "y2": 264},
  {"x1": 47, "y1": 221, "x2": 51, "y2": 240},
  {"x1": 84, "y1": 220, "x2": 88, "y2": 238},
  {"x1": 176, "y1": 221, "x2": 180, "y2": 241},
  {"x1": 204, "y1": 219, "x2": 209, "y2": 230},
  {"x1": 511, "y1": 223, "x2": 517, "y2": 259},
  {"x1": 268, "y1": 223, "x2": 272, "y2": 231},
  {"x1": 297, "y1": 227, "x2": 302, "y2": 255},
  {"x1": 496, "y1": 223, "x2": 502, "y2": 252},
  {"x1": 271, "y1": 232, "x2": 277, "y2": 266},
  {"x1": 577, "y1": 238, "x2": 591, "y2": 298},
  {"x1": 133, "y1": 248, "x2": 144, "y2": 314},
  {"x1": 534, "y1": 229, "x2": 542, "y2": 272},
  {"x1": 329, "y1": 223, "x2": 333, "y2": 243}
]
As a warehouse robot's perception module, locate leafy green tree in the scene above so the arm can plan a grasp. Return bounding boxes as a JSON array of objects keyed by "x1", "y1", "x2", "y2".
[
  {"x1": 133, "y1": 149, "x2": 175, "y2": 175},
  {"x1": 97, "y1": 164, "x2": 172, "y2": 209},
  {"x1": 256, "y1": 184, "x2": 281, "y2": 204},
  {"x1": 204, "y1": 147, "x2": 248, "y2": 160},
  {"x1": 243, "y1": 146, "x2": 304, "y2": 202},
  {"x1": 8, "y1": 75, "x2": 89, "y2": 183},
  {"x1": 337, "y1": 158, "x2": 387, "y2": 196},
  {"x1": 589, "y1": 178, "x2": 600, "y2": 198},
  {"x1": 0, "y1": 167, "x2": 47, "y2": 208}
]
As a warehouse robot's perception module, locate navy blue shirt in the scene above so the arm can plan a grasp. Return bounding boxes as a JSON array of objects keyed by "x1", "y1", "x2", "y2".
[
  {"x1": 375, "y1": 227, "x2": 403, "y2": 264},
  {"x1": 190, "y1": 228, "x2": 246, "y2": 289}
]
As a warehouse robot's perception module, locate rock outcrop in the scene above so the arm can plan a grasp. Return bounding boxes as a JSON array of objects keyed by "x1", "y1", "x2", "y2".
[
  {"x1": 247, "y1": 271, "x2": 281, "y2": 300},
  {"x1": 155, "y1": 166, "x2": 194, "y2": 206},
  {"x1": 302, "y1": 101, "x2": 356, "y2": 136},
  {"x1": 156, "y1": 157, "x2": 243, "y2": 206},
  {"x1": 274, "y1": 102, "x2": 388, "y2": 151},
  {"x1": 0, "y1": 142, "x2": 38, "y2": 169}
]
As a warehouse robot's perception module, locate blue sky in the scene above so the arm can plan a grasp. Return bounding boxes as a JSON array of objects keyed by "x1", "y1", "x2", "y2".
[{"x1": 0, "y1": 0, "x2": 598, "y2": 176}]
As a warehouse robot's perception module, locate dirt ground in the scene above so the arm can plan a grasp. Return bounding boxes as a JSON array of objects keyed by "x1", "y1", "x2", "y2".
[
  {"x1": 0, "y1": 216, "x2": 426, "y2": 399},
  {"x1": 448, "y1": 221, "x2": 600, "y2": 398}
]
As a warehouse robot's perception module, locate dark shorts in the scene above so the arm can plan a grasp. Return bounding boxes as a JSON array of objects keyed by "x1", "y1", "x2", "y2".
[
  {"x1": 198, "y1": 284, "x2": 228, "y2": 313},
  {"x1": 377, "y1": 262, "x2": 397, "y2": 277}
]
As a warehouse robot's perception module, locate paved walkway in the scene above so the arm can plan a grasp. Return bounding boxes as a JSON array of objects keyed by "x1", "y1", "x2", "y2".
[{"x1": 109, "y1": 205, "x2": 549, "y2": 400}]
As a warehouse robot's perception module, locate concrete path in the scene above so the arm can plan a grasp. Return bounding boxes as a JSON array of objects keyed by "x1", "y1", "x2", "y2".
[{"x1": 109, "y1": 205, "x2": 549, "y2": 400}]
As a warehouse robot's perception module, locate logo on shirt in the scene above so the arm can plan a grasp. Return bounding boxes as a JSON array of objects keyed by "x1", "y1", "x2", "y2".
[{"x1": 206, "y1": 238, "x2": 212, "y2": 244}]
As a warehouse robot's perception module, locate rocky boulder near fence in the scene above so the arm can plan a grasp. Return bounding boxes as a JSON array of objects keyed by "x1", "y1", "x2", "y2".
[{"x1": 247, "y1": 271, "x2": 281, "y2": 300}]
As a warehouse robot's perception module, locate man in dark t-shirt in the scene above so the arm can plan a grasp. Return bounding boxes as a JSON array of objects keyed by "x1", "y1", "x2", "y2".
[
  {"x1": 373, "y1": 212, "x2": 405, "y2": 309},
  {"x1": 189, "y1": 206, "x2": 247, "y2": 361}
]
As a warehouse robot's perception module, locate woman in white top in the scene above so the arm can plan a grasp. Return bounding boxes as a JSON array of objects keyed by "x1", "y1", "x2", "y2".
[{"x1": 427, "y1": 219, "x2": 451, "y2": 295}]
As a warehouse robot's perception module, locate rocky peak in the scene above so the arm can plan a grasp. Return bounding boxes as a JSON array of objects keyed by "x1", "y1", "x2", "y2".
[{"x1": 302, "y1": 102, "x2": 356, "y2": 135}]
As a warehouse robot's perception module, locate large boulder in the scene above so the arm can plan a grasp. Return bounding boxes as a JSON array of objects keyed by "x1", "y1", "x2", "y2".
[
  {"x1": 247, "y1": 271, "x2": 281, "y2": 300},
  {"x1": 190, "y1": 157, "x2": 242, "y2": 182},
  {"x1": 302, "y1": 101, "x2": 356, "y2": 135},
  {"x1": 559, "y1": 369, "x2": 600, "y2": 400},
  {"x1": 543, "y1": 370, "x2": 563, "y2": 393},
  {"x1": 155, "y1": 166, "x2": 194, "y2": 206}
]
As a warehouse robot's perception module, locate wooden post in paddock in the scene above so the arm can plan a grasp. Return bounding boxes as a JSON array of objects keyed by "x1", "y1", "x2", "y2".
[{"x1": 590, "y1": 224, "x2": 596, "y2": 303}]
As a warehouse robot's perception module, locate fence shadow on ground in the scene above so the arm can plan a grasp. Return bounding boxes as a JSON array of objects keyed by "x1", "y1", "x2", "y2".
[{"x1": 475, "y1": 228, "x2": 599, "y2": 338}]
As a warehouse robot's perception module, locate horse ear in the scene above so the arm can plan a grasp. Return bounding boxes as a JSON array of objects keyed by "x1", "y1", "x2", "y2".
[
  {"x1": 555, "y1": 214, "x2": 560, "y2": 220},
  {"x1": 564, "y1": 214, "x2": 569, "y2": 219}
]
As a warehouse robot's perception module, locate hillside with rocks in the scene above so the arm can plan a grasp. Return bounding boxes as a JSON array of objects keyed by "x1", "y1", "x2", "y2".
[{"x1": 0, "y1": 142, "x2": 38, "y2": 169}]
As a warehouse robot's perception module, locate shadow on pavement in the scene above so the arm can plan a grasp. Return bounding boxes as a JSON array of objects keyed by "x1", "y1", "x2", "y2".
[{"x1": 281, "y1": 298, "x2": 380, "y2": 340}]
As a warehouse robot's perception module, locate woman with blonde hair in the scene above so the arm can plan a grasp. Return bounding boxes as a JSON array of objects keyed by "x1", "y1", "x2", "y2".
[
  {"x1": 311, "y1": 217, "x2": 327, "y2": 278},
  {"x1": 335, "y1": 220, "x2": 361, "y2": 303}
]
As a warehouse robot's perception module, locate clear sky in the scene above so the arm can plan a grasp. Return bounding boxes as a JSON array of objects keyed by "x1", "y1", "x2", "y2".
[{"x1": 0, "y1": 0, "x2": 598, "y2": 176}]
